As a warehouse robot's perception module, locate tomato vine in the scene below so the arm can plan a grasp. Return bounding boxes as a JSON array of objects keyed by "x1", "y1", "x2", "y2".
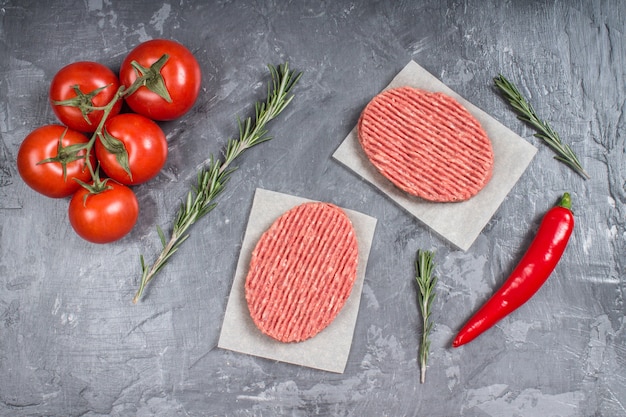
[{"x1": 18, "y1": 39, "x2": 202, "y2": 244}]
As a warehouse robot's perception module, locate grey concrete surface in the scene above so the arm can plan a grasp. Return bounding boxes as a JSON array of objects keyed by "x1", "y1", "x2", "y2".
[{"x1": 0, "y1": 1, "x2": 624, "y2": 416}]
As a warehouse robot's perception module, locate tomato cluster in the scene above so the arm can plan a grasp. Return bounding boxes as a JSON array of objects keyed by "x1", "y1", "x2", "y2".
[{"x1": 17, "y1": 39, "x2": 201, "y2": 244}]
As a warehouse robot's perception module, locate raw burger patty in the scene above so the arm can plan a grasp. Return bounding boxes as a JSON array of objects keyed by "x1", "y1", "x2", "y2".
[
  {"x1": 245, "y1": 202, "x2": 359, "y2": 343},
  {"x1": 358, "y1": 86, "x2": 494, "y2": 202}
]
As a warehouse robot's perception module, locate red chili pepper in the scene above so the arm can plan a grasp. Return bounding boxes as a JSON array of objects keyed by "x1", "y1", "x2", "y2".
[{"x1": 452, "y1": 193, "x2": 574, "y2": 347}]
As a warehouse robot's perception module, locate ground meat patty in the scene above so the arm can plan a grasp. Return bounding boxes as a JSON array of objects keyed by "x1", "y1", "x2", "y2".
[
  {"x1": 358, "y1": 86, "x2": 494, "y2": 202},
  {"x1": 245, "y1": 202, "x2": 359, "y2": 343}
]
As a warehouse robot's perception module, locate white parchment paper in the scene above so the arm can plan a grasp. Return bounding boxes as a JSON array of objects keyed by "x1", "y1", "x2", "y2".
[
  {"x1": 333, "y1": 60, "x2": 537, "y2": 251},
  {"x1": 218, "y1": 188, "x2": 377, "y2": 373}
]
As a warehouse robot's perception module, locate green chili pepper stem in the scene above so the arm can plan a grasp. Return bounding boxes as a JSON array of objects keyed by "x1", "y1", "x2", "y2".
[{"x1": 558, "y1": 193, "x2": 572, "y2": 210}]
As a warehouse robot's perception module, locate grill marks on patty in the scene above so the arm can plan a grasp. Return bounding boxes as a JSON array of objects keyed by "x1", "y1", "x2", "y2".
[
  {"x1": 358, "y1": 87, "x2": 494, "y2": 202},
  {"x1": 245, "y1": 202, "x2": 359, "y2": 343}
]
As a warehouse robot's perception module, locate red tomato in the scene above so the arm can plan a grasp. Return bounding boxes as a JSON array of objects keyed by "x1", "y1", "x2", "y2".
[
  {"x1": 95, "y1": 113, "x2": 168, "y2": 185},
  {"x1": 68, "y1": 181, "x2": 139, "y2": 244},
  {"x1": 49, "y1": 61, "x2": 122, "y2": 132},
  {"x1": 17, "y1": 125, "x2": 95, "y2": 198},
  {"x1": 119, "y1": 39, "x2": 201, "y2": 121}
]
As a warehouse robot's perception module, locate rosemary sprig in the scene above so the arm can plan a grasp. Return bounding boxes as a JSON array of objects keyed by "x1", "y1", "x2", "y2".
[
  {"x1": 415, "y1": 249, "x2": 437, "y2": 384},
  {"x1": 494, "y1": 74, "x2": 589, "y2": 180},
  {"x1": 133, "y1": 63, "x2": 302, "y2": 303}
]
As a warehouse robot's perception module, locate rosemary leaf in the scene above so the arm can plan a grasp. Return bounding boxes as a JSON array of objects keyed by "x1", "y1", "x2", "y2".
[
  {"x1": 157, "y1": 226, "x2": 166, "y2": 247},
  {"x1": 494, "y1": 74, "x2": 589, "y2": 180},
  {"x1": 415, "y1": 249, "x2": 437, "y2": 384},
  {"x1": 133, "y1": 63, "x2": 302, "y2": 304}
]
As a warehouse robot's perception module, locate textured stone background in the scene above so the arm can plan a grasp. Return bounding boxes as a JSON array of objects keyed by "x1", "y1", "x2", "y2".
[{"x1": 0, "y1": 1, "x2": 624, "y2": 416}]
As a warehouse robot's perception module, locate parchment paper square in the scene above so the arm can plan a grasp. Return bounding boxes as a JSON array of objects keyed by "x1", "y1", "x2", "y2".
[
  {"x1": 218, "y1": 188, "x2": 377, "y2": 373},
  {"x1": 333, "y1": 60, "x2": 537, "y2": 251}
]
